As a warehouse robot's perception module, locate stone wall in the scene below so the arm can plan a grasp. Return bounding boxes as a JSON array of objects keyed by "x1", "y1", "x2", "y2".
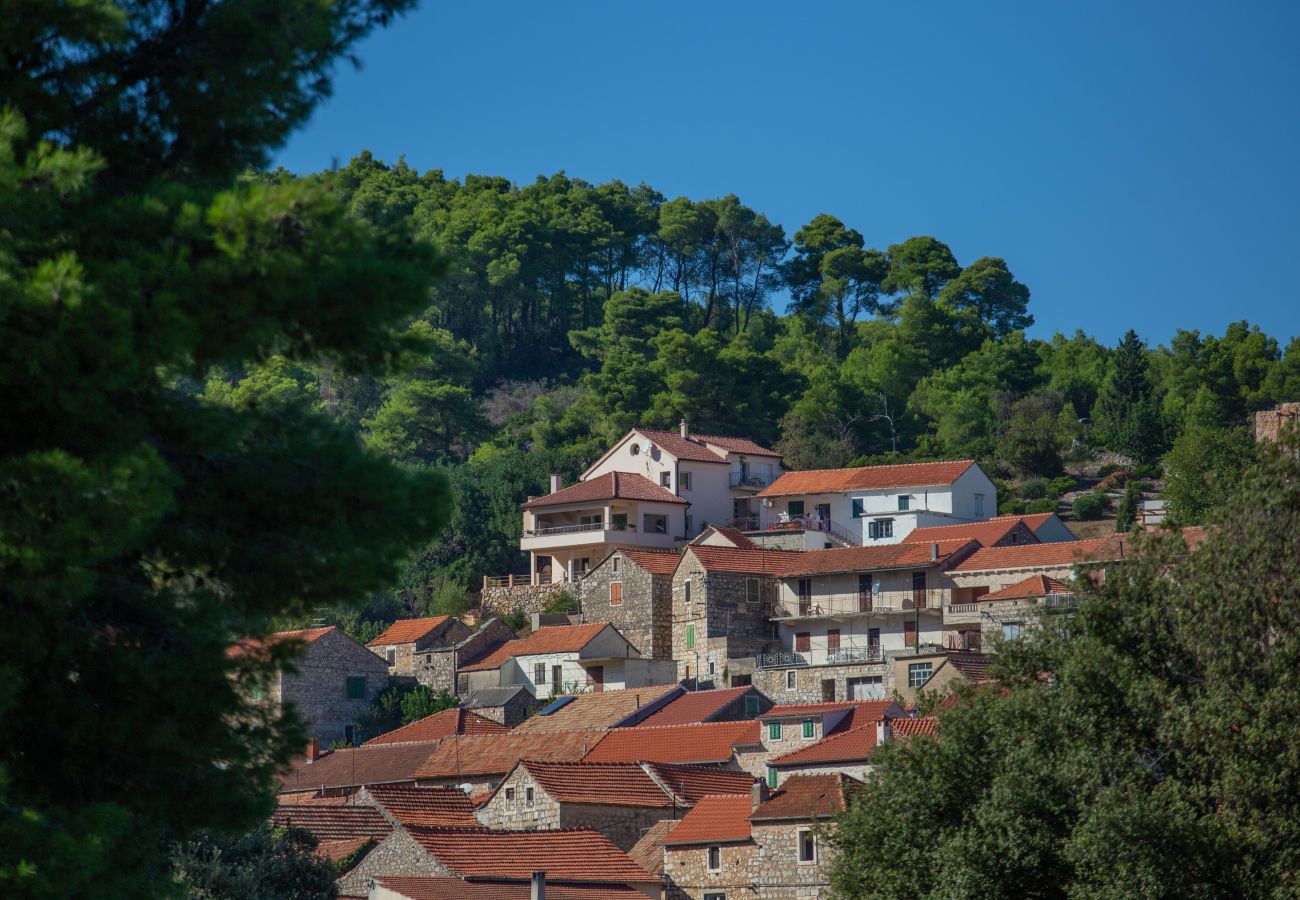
[
  {"x1": 561, "y1": 803, "x2": 682, "y2": 853},
  {"x1": 664, "y1": 840, "x2": 759, "y2": 900},
  {"x1": 379, "y1": 619, "x2": 472, "y2": 678},
  {"x1": 414, "y1": 618, "x2": 517, "y2": 695},
  {"x1": 280, "y1": 629, "x2": 390, "y2": 746},
  {"x1": 752, "y1": 661, "x2": 890, "y2": 705},
  {"x1": 673, "y1": 553, "x2": 780, "y2": 685},
  {"x1": 1256, "y1": 402, "x2": 1300, "y2": 443},
  {"x1": 580, "y1": 552, "x2": 674, "y2": 659},
  {"x1": 337, "y1": 828, "x2": 451, "y2": 897},
  {"x1": 475, "y1": 765, "x2": 561, "y2": 831},
  {"x1": 746, "y1": 530, "x2": 812, "y2": 551},
  {"x1": 480, "y1": 582, "x2": 572, "y2": 619},
  {"x1": 465, "y1": 692, "x2": 539, "y2": 728},
  {"x1": 748, "y1": 821, "x2": 837, "y2": 899}
]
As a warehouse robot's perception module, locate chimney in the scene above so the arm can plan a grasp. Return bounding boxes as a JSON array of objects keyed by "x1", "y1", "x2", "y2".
[
  {"x1": 549, "y1": 473, "x2": 562, "y2": 493},
  {"x1": 930, "y1": 542, "x2": 940, "y2": 561},
  {"x1": 679, "y1": 418, "x2": 689, "y2": 440},
  {"x1": 305, "y1": 738, "x2": 320, "y2": 763},
  {"x1": 876, "y1": 717, "x2": 890, "y2": 746},
  {"x1": 531, "y1": 871, "x2": 545, "y2": 900},
  {"x1": 751, "y1": 780, "x2": 766, "y2": 811}
]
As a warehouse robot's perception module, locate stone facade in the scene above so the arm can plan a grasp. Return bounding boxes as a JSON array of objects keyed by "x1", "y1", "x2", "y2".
[
  {"x1": 746, "y1": 531, "x2": 815, "y2": 551},
  {"x1": 752, "y1": 661, "x2": 889, "y2": 705},
  {"x1": 375, "y1": 619, "x2": 472, "y2": 679},
  {"x1": 413, "y1": 618, "x2": 516, "y2": 696},
  {"x1": 748, "y1": 821, "x2": 836, "y2": 899},
  {"x1": 1255, "y1": 402, "x2": 1300, "y2": 443},
  {"x1": 580, "y1": 551, "x2": 675, "y2": 659},
  {"x1": 673, "y1": 551, "x2": 780, "y2": 686},
  {"x1": 462, "y1": 687, "x2": 539, "y2": 728},
  {"x1": 275, "y1": 628, "x2": 390, "y2": 746},
  {"x1": 476, "y1": 763, "x2": 562, "y2": 832},
  {"x1": 664, "y1": 840, "x2": 758, "y2": 900},
  {"x1": 480, "y1": 581, "x2": 571, "y2": 619},
  {"x1": 337, "y1": 828, "x2": 451, "y2": 897}
]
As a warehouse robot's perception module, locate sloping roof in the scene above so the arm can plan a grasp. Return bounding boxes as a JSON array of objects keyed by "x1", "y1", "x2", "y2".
[
  {"x1": 315, "y1": 837, "x2": 375, "y2": 863},
  {"x1": 636, "y1": 429, "x2": 732, "y2": 463},
  {"x1": 373, "y1": 878, "x2": 645, "y2": 900},
  {"x1": 523, "y1": 471, "x2": 687, "y2": 509},
  {"x1": 461, "y1": 685, "x2": 529, "y2": 709},
  {"x1": 942, "y1": 653, "x2": 995, "y2": 683},
  {"x1": 617, "y1": 548, "x2": 683, "y2": 576},
  {"x1": 406, "y1": 826, "x2": 655, "y2": 884},
  {"x1": 413, "y1": 731, "x2": 606, "y2": 780},
  {"x1": 643, "y1": 763, "x2": 756, "y2": 804},
  {"x1": 362, "y1": 784, "x2": 481, "y2": 827},
  {"x1": 757, "y1": 460, "x2": 977, "y2": 498},
  {"x1": 662, "y1": 795, "x2": 754, "y2": 845},
  {"x1": 901, "y1": 516, "x2": 1039, "y2": 548},
  {"x1": 228, "y1": 625, "x2": 335, "y2": 660},
  {"x1": 694, "y1": 433, "x2": 780, "y2": 457},
  {"x1": 772, "y1": 540, "x2": 977, "y2": 578},
  {"x1": 683, "y1": 545, "x2": 807, "y2": 576},
  {"x1": 519, "y1": 761, "x2": 674, "y2": 807},
  {"x1": 769, "y1": 723, "x2": 879, "y2": 768},
  {"x1": 366, "y1": 708, "x2": 508, "y2": 745},
  {"x1": 632, "y1": 686, "x2": 754, "y2": 727},
  {"x1": 270, "y1": 804, "x2": 392, "y2": 841},
  {"x1": 368, "y1": 616, "x2": 451, "y2": 646},
  {"x1": 627, "y1": 819, "x2": 676, "y2": 877},
  {"x1": 982, "y1": 574, "x2": 1073, "y2": 601},
  {"x1": 751, "y1": 773, "x2": 856, "y2": 821},
  {"x1": 759, "y1": 700, "x2": 885, "y2": 721},
  {"x1": 582, "y1": 720, "x2": 761, "y2": 764},
  {"x1": 513, "y1": 684, "x2": 682, "y2": 733},
  {"x1": 280, "y1": 743, "x2": 441, "y2": 793},
  {"x1": 951, "y1": 539, "x2": 1111, "y2": 573},
  {"x1": 1020, "y1": 512, "x2": 1066, "y2": 535},
  {"x1": 459, "y1": 623, "x2": 614, "y2": 673},
  {"x1": 890, "y1": 717, "x2": 939, "y2": 741}
]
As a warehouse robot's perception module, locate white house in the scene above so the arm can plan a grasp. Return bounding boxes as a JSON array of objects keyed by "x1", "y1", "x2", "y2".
[
  {"x1": 752, "y1": 459, "x2": 997, "y2": 547},
  {"x1": 521, "y1": 421, "x2": 782, "y2": 583}
]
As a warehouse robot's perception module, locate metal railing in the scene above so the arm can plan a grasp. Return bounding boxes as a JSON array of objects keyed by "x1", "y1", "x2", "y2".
[
  {"x1": 766, "y1": 515, "x2": 859, "y2": 547},
  {"x1": 758, "y1": 645, "x2": 887, "y2": 669},
  {"x1": 776, "y1": 588, "x2": 950, "y2": 618},
  {"x1": 524, "y1": 521, "x2": 636, "y2": 537},
  {"x1": 728, "y1": 516, "x2": 761, "y2": 531},
  {"x1": 729, "y1": 471, "x2": 776, "y2": 489}
]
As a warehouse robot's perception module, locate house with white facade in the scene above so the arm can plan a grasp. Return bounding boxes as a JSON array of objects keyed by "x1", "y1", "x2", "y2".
[
  {"x1": 522, "y1": 421, "x2": 782, "y2": 583},
  {"x1": 752, "y1": 459, "x2": 997, "y2": 548}
]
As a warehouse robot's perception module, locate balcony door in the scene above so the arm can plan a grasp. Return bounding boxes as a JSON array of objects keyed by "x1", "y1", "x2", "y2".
[
  {"x1": 912, "y1": 571, "x2": 928, "y2": 609},
  {"x1": 798, "y1": 578, "x2": 813, "y2": 616},
  {"x1": 858, "y1": 574, "x2": 873, "y2": 612}
]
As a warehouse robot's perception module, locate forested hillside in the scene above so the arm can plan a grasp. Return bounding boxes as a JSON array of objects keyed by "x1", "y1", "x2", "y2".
[{"x1": 222, "y1": 154, "x2": 1299, "y2": 629}]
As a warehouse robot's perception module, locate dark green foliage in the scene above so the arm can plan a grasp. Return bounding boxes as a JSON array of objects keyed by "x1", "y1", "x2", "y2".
[
  {"x1": 1096, "y1": 330, "x2": 1166, "y2": 463},
  {"x1": 1071, "y1": 491, "x2": 1109, "y2": 520},
  {"x1": 171, "y1": 826, "x2": 338, "y2": 900},
  {"x1": 1025, "y1": 498, "x2": 1058, "y2": 514},
  {"x1": 1163, "y1": 425, "x2": 1256, "y2": 525},
  {"x1": 544, "y1": 590, "x2": 580, "y2": 616},
  {"x1": 354, "y1": 684, "x2": 458, "y2": 742},
  {"x1": 999, "y1": 498, "x2": 1028, "y2": 516},
  {"x1": 500, "y1": 607, "x2": 530, "y2": 633},
  {"x1": 1048, "y1": 475, "x2": 1078, "y2": 498},
  {"x1": 1020, "y1": 477, "x2": 1049, "y2": 500},
  {"x1": 400, "y1": 687, "x2": 458, "y2": 726},
  {"x1": 1115, "y1": 479, "x2": 1143, "y2": 532},
  {"x1": 1133, "y1": 462, "x2": 1163, "y2": 479},
  {"x1": 831, "y1": 435, "x2": 1300, "y2": 897}
]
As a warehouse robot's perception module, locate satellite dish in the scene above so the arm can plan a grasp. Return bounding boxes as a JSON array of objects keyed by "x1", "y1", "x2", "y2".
[{"x1": 458, "y1": 783, "x2": 474, "y2": 794}]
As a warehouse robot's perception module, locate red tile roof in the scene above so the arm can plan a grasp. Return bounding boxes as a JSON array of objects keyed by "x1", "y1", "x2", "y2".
[
  {"x1": 644, "y1": 763, "x2": 756, "y2": 804},
  {"x1": 523, "y1": 471, "x2": 687, "y2": 509},
  {"x1": 518, "y1": 760, "x2": 674, "y2": 807},
  {"x1": 374, "y1": 878, "x2": 645, "y2": 900},
  {"x1": 514, "y1": 684, "x2": 682, "y2": 733},
  {"x1": 406, "y1": 826, "x2": 655, "y2": 884},
  {"x1": 270, "y1": 804, "x2": 392, "y2": 841},
  {"x1": 635, "y1": 429, "x2": 732, "y2": 463},
  {"x1": 943, "y1": 652, "x2": 995, "y2": 682},
  {"x1": 662, "y1": 794, "x2": 754, "y2": 845},
  {"x1": 758, "y1": 700, "x2": 863, "y2": 720},
  {"x1": 582, "y1": 720, "x2": 761, "y2": 764},
  {"x1": 772, "y1": 540, "x2": 977, "y2": 577},
  {"x1": 951, "y1": 539, "x2": 1111, "y2": 572},
  {"x1": 901, "y1": 515, "x2": 1040, "y2": 548},
  {"x1": 694, "y1": 433, "x2": 780, "y2": 457},
  {"x1": 366, "y1": 708, "x2": 508, "y2": 745},
  {"x1": 280, "y1": 743, "x2": 441, "y2": 793},
  {"x1": 458, "y1": 623, "x2": 614, "y2": 673},
  {"x1": 770, "y1": 722, "x2": 879, "y2": 767},
  {"x1": 413, "y1": 731, "x2": 606, "y2": 780},
  {"x1": 368, "y1": 616, "x2": 451, "y2": 646},
  {"x1": 683, "y1": 545, "x2": 807, "y2": 576},
  {"x1": 228, "y1": 625, "x2": 335, "y2": 660},
  {"x1": 617, "y1": 548, "x2": 683, "y2": 576},
  {"x1": 1019, "y1": 512, "x2": 1062, "y2": 533},
  {"x1": 627, "y1": 819, "x2": 676, "y2": 877},
  {"x1": 982, "y1": 574, "x2": 1073, "y2": 601},
  {"x1": 632, "y1": 686, "x2": 754, "y2": 727},
  {"x1": 890, "y1": 717, "x2": 939, "y2": 741},
  {"x1": 315, "y1": 837, "x2": 375, "y2": 863},
  {"x1": 757, "y1": 460, "x2": 977, "y2": 498},
  {"x1": 751, "y1": 773, "x2": 857, "y2": 821},
  {"x1": 362, "y1": 784, "x2": 480, "y2": 827}
]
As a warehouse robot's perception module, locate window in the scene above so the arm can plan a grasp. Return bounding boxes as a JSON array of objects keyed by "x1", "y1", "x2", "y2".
[
  {"x1": 908, "y1": 662, "x2": 934, "y2": 688},
  {"x1": 851, "y1": 497, "x2": 866, "y2": 518},
  {"x1": 798, "y1": 829, "x2": 816, "y2": 863},
  {"x1": 1002, "y1": 621, "x2": 1023, "y2": 642},
  {"x1": 802, "y1": 720, "x2": 815, "y2": 739},
  {"x1": 768, "y1": 722, "x2": 782, "y2": 741},
  {"x1": 534, "y1": 663, "x2": 546, "y2": 684},
  {"x1": 746, "y1": 577, "x2": 760, "y2": 603},
  {"x1": 551, "y1": 665, "x2": 562, "y2": 693},
  {"x1": 344, "y1": 725, "x2": 357, "y2": 745},
  {"x1": 681, "y1": 472, "x2": 692, "y2": 490},
  {"x1": 525, "y1": 787, "x2": 534, "y2": 807},
  {"x1": 745, "y1": 695, "x2": 760, "y2": 717},
  {"x1": 660, "y1": 471, "x2": 672, "y2": 488},
  {"x1": 707, "y1": 658, "x2": 716, "y2": 676},
  {"x1": 794, "y1": 632, "x2": 811, "y2": 652},
  {"x1": 612, "y1": 556, "x2": 620, "y2": 574},
  {"x1": 346, "y1": 676, "x2": 366, "y2": 700},
  {"x1": 684, "y1": 579, "x2": 692, "y2": 605},
  {"x1": 249, "y1": 681, "x2": 264, "y2": 701},
  {"x1": 868, "y1": 518, "x2": 895, "y2": 540},
  {"x1": 610, "y1": 582, "x2": 622, "y2": 606},
  {"x1": 685, "y1": 623, "x2": 695, "y2": 650},
  {"x1": 898, "y1": 495, "x2": 910, "y2": 511},
  {"x1": 611, "y1": 513, "x2": 628, "y2": 531},
  {"x1": 704, "y1": 894, "x2": 726, "y2": 900},
  {"x1": 505, "y1": 787, "x2": 515, "y2": 807},
  {"x1": 643, "y1": 513, "x2": 668, "y2": 534},
  {"x1": 787, "y1": 500, "x2": 805, "y2": 517},
  {"x1": 767, "y1": 766, "x2": 778, "y2": 789},
  {"x1": 826, "y1": 629, "x2": 840, "y2": 651},
  {"x1": 385, "y1": 647, "x2": 396, "y2": 667},
  {"x1": 974, "y1": 493, "x2": 985, "y2": 517},
  {"x1": 785, "y1": 669, "x2": 797, "y2": 691},
  {"x1": 707, "y1": 846, "x2": 721, "y2": 871}
]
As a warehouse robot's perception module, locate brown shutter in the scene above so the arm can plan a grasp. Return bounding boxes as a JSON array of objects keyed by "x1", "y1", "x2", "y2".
[
  {"x1": 904, "y1": 620, "x2": 917, "y2": 648},
  {"x1": 610, "y1": 582, "x2": 622, "y2": 606},
  {"x1": 826, "y1": 629, "x2": 841, "y2": 651},
  {"x1": 795, "y1": 632, "x2": 811, "y2": 652}
]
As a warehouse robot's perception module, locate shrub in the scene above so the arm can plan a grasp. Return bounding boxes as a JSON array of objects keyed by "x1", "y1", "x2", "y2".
[
  {"x1": 1026, "y1": 498, "x2": 1057, "y2": 514},
  {"x1": 500, "y1": 606, "x2": 529, "y2": 632},
  {"x1": 426, "y1": 580, "x2": 472, "y2": 618},
  {"x1": 544, "y1": 589, "x2": 579, "y2": 615},
  {"x1": 1048, "y1": 476, "x2": 1077, "y2": 498},
  {"x1": 999, "y1": 498, "x2": 1027, "y2": 516},
  {"x1": 1072, "y1": 491, "x2": 1109, "y2": 521},
  {"x1": 1097, "y1": 463, "x2": 1120, "y2": 477},
  {"x1": 1021, "y1": 477, "x2": 1049, "y2": 500},
  {"x1": 1097, "y1": 469, "x2": 1132, "y2": 491},
  {"x1": 1133, "y1": 462, "x2": 1163, "y2": 479}
]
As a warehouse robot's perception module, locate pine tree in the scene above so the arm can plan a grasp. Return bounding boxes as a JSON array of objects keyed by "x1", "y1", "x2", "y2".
[{"x1": 1096, "y1": 329, "x2": 1166, "y2": 463}]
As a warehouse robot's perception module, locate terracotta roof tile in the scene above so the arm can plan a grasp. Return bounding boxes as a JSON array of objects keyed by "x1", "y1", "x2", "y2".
[
  {"x1": 694, "y1": 433, "x2": 780, "y2": 457},
  {"x1": 635, "y1": 429, "x2": 730, "y2": 463},
  {"x1": 366, "y1": 708, "x2": 508, "y2": 745},
  {"x1": 662, "y1": 795, "x2": 753, "y2": 845},
  {"x1": 770, "y1": 722, "x2": 879, "y2": 767},
  {"x1": 901, "y1": 515, "x2": 1040, "y2": 548},
  {"x1": 413, "y1": 731, "x2": 606, "y2": 780},
  {"x1": 943, "y1": 652, "x2": 995, "y2": 682},
  {"x1": 616, "y1": 548, "x2": 683, "y2": 576},
  {"x1": 362, "y1": 784, "x2": 480, "y2": 827},
  {"x1": 368, "y1": 616, "x2": 451, "y2": 646},
  {"x1": 632, "y1": 686, "x2": 755, "y2": 727},
  {"x1": 682, "y1": 545, "x2": 807, "y2": 576},
  {"x1": 700, "y1": 526, "x2": 760, "y2": 549},
  {"x1": 275, "y1": 791, "x2": 350, "y2": 805},
  {"x1": 314, "y1": 837, "x2": 375, "y2": 863},
  {"x1": 760, "y1": 699, "x2": 894, "y2": 721},
  {"x1": 280, "y1": 743, "x2": 441, "y2": 793},
  {"x1": 519, "y1": 760, "x2": 674, "y2": 807},
  {"x1": 582, "y1": 720, "x2": 760, "y2": 764},
  {"x1": 643, "y1": 763, "x2": 756, "y2": 804},
  {"x1": 751, "y1": 773, "x2": 856, "y2": 821},
  {"x1": 459, "y1": 623, "x2": 613, "y2": 673},
  {"x1": 757, "y1": 460, "x2": 976, "y2": 498},
  {"x1": 513, "y1": 685, "x2": 682, "y2": 733},
  {"x1": 227, "y1": 625, "x2": 335, "y2": 660},
  {"x1": 772, "y1": 540, "x2": 977, "y2": 577},
  {"x1": 270, "y1": 805, "x2": 392, "y2": 842},
  {"x1": 951, "y1": 539, "x2": 1111, "y2": 572},
  {"x1": 982, "y1": 574, "x2": 1073, "y2": 601},
  {"x1": 374, "y1": 878, "x2": 645, "y2": 900},
  {"x1": 890, "y1": 717, "x2": 939, "y2": 740},
  {"x1": 407, "y1": 826, "x2": 654, "y2": 883},
  {"x1": 626, "y1": 819, "x2": 676, "y2": 877},
  {"x1": 523, "y1": 471, "x2": 687, "y2": 509}
]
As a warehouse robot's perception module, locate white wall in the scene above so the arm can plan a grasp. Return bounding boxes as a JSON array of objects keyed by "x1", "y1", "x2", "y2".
[
  {"x1": 949, "y1": 465, "x2": 998, "y2": 521},
  {"x1": 676, "y1": 460, "x2": 732, "y2": 534},
  {"x1": 586, "y1": 432, "x2": 679, "y2": 484}
]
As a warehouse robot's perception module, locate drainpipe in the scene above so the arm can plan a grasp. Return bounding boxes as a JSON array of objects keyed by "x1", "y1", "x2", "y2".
[{"x1": 531, "y1": 871, "x2": 545, "y2": 900}]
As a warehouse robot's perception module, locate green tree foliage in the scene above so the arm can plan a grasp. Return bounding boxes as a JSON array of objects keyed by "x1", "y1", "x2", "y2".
[
  {"x1": 171, "y1": 826, "x2": 338, "y2": 900},
  {"x1": 1115, "y1": 478, "x2": 1143, "y2": 532},
  {"x1": 355, "y1": 684, "x2": 458, "y2": 741},
  {"x1": 1096, "y1": 329, "x2": 1166, "y2": 463},
  {"x1": 0, "y1": 2, "x2": 446, "y2": 894},
  {"x1": 1163, "y1": 424, "x2": 1256, "y2": 525},
  {"x1": 832, "y1": 435, "x2": 1300, "y2": 897},
  {"x1": 939, "y1": 256, "x2": 1033, "y2": 339}
]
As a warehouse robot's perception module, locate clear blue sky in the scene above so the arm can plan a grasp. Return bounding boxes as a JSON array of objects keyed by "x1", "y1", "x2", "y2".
[{"x1": 275, "y1": 0, "x2": 1299, "y2": 347}]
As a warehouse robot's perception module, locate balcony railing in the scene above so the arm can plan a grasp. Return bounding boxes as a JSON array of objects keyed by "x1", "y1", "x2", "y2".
[
  {"x1": 776, "y1": 588, "x2": 950, "y2": 619},
  {"x1": 728, "y1": 516, "x2": 761, "y2": 531},
  {"x1": 758, "y1": 645, "x2": 887, "y2": 669},
  {"x1": 730, "y1": 471, "x2": 776, "y2": 489},
  {"x1": 524, "y1": 521, "x2": 636, "y2": 537}
]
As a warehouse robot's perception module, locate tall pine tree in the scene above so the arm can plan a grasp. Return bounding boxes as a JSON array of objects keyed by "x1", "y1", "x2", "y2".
[{"x1": 1096, "y1": 329, "x2": 1166, "y2": 463}]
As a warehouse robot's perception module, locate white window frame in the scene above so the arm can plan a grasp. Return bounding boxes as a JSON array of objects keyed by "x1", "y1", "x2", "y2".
[
  {"x1": 785, "y1": 669, "x2": 797, "y2": 691},
  {"x1": 660, "y1": 471, "x2": 672, "y2": 488},
  {"x1": 908, "y1": 662, "x2": 933, "y2": 689},
  {"x1": 533, "y1": 662, "x2": 546, "y2": 685},
  {"x1": 505, "y1": 787, "x2": 515, "y2": 808},
  {"x1": 681, "y1": 471, "x2": 692, "y2": 491},
  {"x1": 525, "y1": 787, "x2": 534, "y2": 808},
  {"x1": 385, "y1": 646, "x2": 396, "y2": 666},
  {"x1": 1002, "y1": 621, "x2": 1023, "y2": 642},
  {"x1": 612, "y1": 556, "x2": 620, "y2": 574}
]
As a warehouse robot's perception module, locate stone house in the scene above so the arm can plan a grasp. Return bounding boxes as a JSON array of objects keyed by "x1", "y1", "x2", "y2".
[
  {"x1": 671, "y1": 545, "x2": 806, "y2": 686},
  {"x1": 513, "y1": 683, "x2": 684, "y2": 733},
  {"x1": 411, "y1": 729, "x2": 606, "y2": 795},
  {"x1": 363, "y1": 706, "x2": 508, "y2": 746},
  {"x1": 580, "y1": 547, "x2": 681, "y2": 660},
  {"x1": 460, "y1": 684, "x2": 539, "y2": 728},
  {"x1": 582, "y1": 720, "x2": 763, "y2": 771},
  {"x1": 661, "y1": 793, "x2": 760, "y2": 900},
  {"x1": 766, "y1": 714, "x2": 936, "y2": 786},
  {"x1": 279, "y1": 740, "x2": 444, "y2": 798},
  {"x1": 367, "y1": 616, "x2": 472, "y2": 678},
  {"x1": 233, "y1": 625, "x2": 390, "y2": 746},
  {"x1": 1255, "y1": 401, "x2": 1300, "y2": 443},
  {"x1": 753, "y1": 700, "x2": 902, "y2": 786},
  {"x1": 408, "y1": 617, "x2": 515, "y2": 696}
]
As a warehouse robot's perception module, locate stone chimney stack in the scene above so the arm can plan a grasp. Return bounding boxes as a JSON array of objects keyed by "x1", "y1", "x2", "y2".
[
  {"x1": 930, "y1": 542, "x2": 940, "y2": 561},
  {"x1": 751, "y1": 780, "x2": 767, "y2": 810},
  {"x1": 876, "y1": 717, "x2": 890, "y2": 746},
  {"x1": 680, "y1": 418, "x2": 690, "y2": 440},
  {"x1": 305, "y1": 738, "x2": 320, "y2": 763},
  {"x1": 531, "y1": 871, "x2": 545, "y2": 900},
  {"x1": 549, "y1": 473, "x2": 562, "y2": 493}
]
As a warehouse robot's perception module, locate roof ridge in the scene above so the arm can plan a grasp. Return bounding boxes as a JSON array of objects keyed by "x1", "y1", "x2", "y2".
[{"x1": 771, "y1": 458, "x2": 974, "y2": 476}]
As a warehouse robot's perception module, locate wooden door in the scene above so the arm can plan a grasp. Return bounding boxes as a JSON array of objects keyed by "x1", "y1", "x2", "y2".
[
  {"x1": 587, "y1": 665, "x2": 604, "y2": 693},
  {"x1": 912, "y1": 571, "x2": 928, "y2": 609},
  {"x1": 858, "y1": 574, "x2": 873, "y2": 612},
  {"x1": 798, "y1": 578, "x2": 812, "y2": 616},
  {"x1": 904, "y1": 619, "x2": 917, "y2": 648},
  {"x1": 826, "y1": 629, "x2": 841, "y2": 651},
  {"x1": 821, "y1": 679, "x2": 836, "y2": 702},
  {"x1": 795, "y1": 632, "x2": 811, "y2": 653}
]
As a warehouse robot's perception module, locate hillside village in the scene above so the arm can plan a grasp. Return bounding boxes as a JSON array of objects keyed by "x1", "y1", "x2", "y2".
[{"x1": 248, "y1": 408, "x2": 1285, "y2": 900}]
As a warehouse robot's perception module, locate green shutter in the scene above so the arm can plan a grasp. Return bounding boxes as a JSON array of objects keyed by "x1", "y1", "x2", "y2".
[
  {"x1": 768, "y1": 721, "x2": 781, "y2": 740},
  {"x1": 346, "y1": 676, "x2": 366, "y2": 700},
  {"x1": 803, "y1": 720, "x2": 815, "y2": 738},
  {"x1": 685, "y1": 623, "x2": 695, "y2": 650},
  {"x1": 767, "y1": 766, "x2": 778, "y2": 788}
]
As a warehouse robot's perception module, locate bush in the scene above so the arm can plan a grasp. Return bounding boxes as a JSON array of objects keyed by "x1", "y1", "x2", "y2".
[
  {"x1": 426, "y1": 580, "x2": 472, "y2": 618},
  {"x1": 1133, "y1": 462, "x2": 1162, "y2": 479},
  {"x1": 1025, "y1": 498, "x2": 1057, "y2": 514},
  {"x1": 1048, "y1": 476, "x2": 1077, "y2": 498},
  {"x1": 1097, "y1": 463, "x2": 1120, "y2": 477},
  {"x1": 544, "y1": 589, "x2": 579, "y2": 615},
  {"x1": 500, "y1": 606, "x2": 529, "y2": 632},
  {"x1": 999, "y1": 498, "x2": 1027, "y2": 516},
  {"x1": 1097, "y1": 469, "x2": 1131, "y2": 491},
  {"x1": 1021, "y1": 477, "x2": 1049, "y2": 500},
  {"x1": 1072, "y1": 491, "x2": 1109, "y2": 521}
]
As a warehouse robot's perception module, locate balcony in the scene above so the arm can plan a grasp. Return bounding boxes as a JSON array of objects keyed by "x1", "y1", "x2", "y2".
[
  {"x1": 729, "y1": 471, "x2": 776, "y2": 490},
  {"x1": 521, "y1": 517, "x2": 677, "y2": 552},
  {"x1": 945, "y1": 593, "x2": 1079, "y2": 625},
  {"x1": 773, "y1": 588, "x2": 950, "y2": 620},
  {"x1": 758, "y1": 645, "x2": 887, "y2": 669}
]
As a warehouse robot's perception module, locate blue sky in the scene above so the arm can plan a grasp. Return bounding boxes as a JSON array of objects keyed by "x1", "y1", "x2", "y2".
[{"x1": 275, "y1": 1, "x2": 1299, "y2": 347}]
